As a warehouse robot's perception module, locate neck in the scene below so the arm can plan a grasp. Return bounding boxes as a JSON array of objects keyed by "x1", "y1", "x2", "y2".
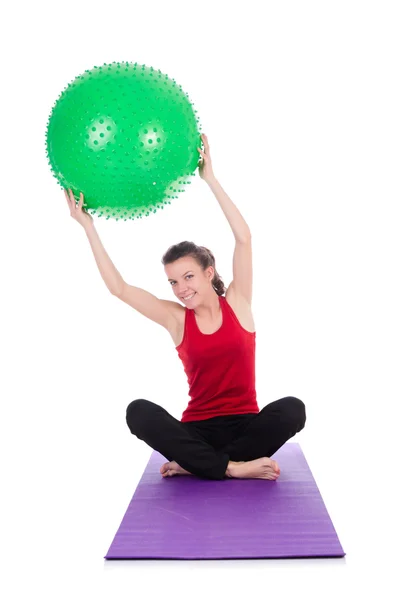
[{"x1": 194, "y1": 293, "x2": 221, "y2": 320}]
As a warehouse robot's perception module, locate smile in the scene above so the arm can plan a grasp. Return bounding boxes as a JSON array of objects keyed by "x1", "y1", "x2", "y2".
[{"x1": 182, "y1": 293, "x2": 196, "y2": 300}]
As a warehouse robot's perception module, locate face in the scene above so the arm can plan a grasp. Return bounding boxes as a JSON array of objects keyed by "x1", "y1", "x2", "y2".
[{"x1": 165, "y1": 257, "x2": 214, "y2": 305}]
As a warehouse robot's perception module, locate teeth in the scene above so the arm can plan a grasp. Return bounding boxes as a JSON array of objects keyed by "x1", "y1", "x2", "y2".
[{"x1": 183, "y1": 293, "x2": 195, "y2": 300}]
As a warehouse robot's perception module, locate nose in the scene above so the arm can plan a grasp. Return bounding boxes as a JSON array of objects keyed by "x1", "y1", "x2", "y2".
[{"x1": 179, "y1": 289, "x2": 192, "y2": 297}]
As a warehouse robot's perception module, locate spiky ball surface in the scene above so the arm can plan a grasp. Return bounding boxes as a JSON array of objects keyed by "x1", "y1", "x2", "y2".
[{"x1": 46, "y1": 62, "x2": 201, "y2": 220}]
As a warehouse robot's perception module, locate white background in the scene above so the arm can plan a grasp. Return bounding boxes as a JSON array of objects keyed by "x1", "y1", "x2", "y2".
[{"x1": 1, "y1": 1, "x2": 396, "y2": 598}]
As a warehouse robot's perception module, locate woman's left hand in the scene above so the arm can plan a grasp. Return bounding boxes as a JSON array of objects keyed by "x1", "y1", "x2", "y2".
[{"x1": 197, "y1": 133, "x2": 215, "y2": 182}]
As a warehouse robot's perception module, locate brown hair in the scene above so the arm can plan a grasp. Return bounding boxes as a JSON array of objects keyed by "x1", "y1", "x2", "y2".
[{"x1": 161, "y1": 241, "x2": 226, "y2": 296}]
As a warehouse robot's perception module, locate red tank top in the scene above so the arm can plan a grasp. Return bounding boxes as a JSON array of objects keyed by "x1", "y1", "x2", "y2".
[{"x1": 176, "y1": 294, "x2": 259, "y2": 422}]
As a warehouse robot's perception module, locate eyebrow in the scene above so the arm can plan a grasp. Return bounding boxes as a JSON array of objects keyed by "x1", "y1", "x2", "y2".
[{"x1": 168, "y1": 271, "x2": 193, "y2": 282}]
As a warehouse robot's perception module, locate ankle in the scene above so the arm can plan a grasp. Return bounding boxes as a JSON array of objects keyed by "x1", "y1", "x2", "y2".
[{"x1": 225, "y1": 460, "x2": 240, "y2": 478}]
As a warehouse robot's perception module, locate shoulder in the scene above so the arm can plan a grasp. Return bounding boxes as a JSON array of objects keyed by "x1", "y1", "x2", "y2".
[
  {"x1": 224, "y1": 287, "x2": 256, "y2": 332},
  {"x1": 160, "y1": 300, "x2": 186, "y2": 345},
  {"x1": 161, "y1": 299, "x2": 186, "y2": 327},
  {"x1": 225, "y1": 283, "x2": 251, "y2": 309}
]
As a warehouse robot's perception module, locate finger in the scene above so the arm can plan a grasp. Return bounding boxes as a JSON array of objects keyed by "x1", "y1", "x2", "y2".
[
  {"x1": 68, "y1": 188, "x2": 76, "y2": 206},
  {"x1": 66, "y1": 189, "x2": 76, "y2": 211},
  {"x1": 71, "y1": 189, "x2": 80, "y2": 210},
  {"x1": 78, "y1": 192, "x2": 84, "y2": 208}
]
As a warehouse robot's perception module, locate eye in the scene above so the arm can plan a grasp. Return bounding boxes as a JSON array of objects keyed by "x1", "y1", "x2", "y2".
[{"x1": 170, "y1": 274, "x2": 193, "y2": 286}]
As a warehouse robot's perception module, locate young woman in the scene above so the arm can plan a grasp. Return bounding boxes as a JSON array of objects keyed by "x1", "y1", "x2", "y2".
[{"x1": 64, "y1": 133, "x2": 306, "y2": 481}]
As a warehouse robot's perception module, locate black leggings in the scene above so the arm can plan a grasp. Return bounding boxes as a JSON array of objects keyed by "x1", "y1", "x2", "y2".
[{"x1": 126, "y1": 397, "x2": 306, "y2": 480}]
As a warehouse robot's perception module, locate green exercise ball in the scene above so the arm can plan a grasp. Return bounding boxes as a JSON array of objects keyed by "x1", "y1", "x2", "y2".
[{"x1": 45, "y1": 61, "x2": 202, "y2": 220}]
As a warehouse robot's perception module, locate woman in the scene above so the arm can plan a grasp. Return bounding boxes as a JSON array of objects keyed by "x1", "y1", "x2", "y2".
[{"x1": 64, "y1": 133, "x2": 306, "y2": 481}]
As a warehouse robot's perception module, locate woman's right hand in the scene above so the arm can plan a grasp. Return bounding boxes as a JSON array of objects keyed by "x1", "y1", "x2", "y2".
[{"x1": 64, "y1": 188, "x2": 94, "y2": 229}]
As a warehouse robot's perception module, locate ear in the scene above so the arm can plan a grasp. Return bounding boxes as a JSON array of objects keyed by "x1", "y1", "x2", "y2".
[{"x1": 206, "y1": 266, "x2": 215, "y2": 281}]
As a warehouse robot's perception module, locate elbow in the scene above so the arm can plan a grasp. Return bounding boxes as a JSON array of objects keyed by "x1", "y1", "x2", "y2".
[
  {"x1": 236, "y1": 232, "x2": 251, "y2": 244},
  {"x1": 110, "y1": 283, "x2": 124, "y2": 297}
]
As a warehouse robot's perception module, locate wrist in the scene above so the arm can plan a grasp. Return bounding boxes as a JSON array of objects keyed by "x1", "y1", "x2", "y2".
[
  {"x1": 84, "y1": 222, "x2": 95, "y2": 234},
  {"x1": 205, "y1": 175, "x2": 218, "y2": 187}
]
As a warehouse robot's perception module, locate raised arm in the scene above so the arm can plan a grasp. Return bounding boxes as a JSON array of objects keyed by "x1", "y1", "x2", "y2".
[
  {"x1": 65, "y1": 189, "x2": 179, "y2": 329},
  {"x1": 197, "y1": 135, "x2": 252, "y2": 303},
  {"x1": 197, "y1": 134, "x2": 251, "y2": 243},
  {"x1": 84, "y1": 225, "x2": 180, "y2": 328}
]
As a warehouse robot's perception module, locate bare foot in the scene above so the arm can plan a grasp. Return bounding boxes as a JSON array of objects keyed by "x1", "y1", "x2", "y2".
[
  {"x1": 160, "y1": 460, "x2": 192, "y2": 477},
  {"x1": 160, "y1": 460, "x2": 246, "y2": 477},
  {"x1": 226, "y1": 457, "x2": 281, "y2": 480}
]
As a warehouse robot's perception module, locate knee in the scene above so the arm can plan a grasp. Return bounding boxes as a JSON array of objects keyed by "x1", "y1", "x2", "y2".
[
  {"x1": 125, "y1": 398, "x2": 151, "y2": 432},
  {"x1": 285, "y1": 397, "x2": 306, "y2": 431}
]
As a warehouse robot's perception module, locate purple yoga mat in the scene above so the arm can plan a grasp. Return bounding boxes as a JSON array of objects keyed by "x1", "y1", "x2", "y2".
[{"x1": 105, "y1": 442, "x2": 345, "y2": 559}]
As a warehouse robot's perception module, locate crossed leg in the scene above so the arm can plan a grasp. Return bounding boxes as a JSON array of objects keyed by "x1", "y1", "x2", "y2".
[{"x1": 160, "y1": 397, "x2": 306, "y2": 480}]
